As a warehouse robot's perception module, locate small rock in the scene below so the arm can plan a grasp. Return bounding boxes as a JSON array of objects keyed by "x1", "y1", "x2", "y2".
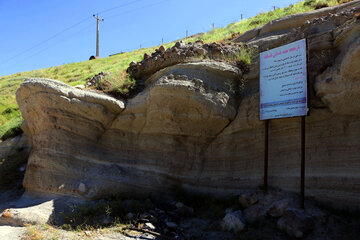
[
  {"x1": 155, "y1": 208, "x2": 165, "y2": 214},
  {"x1": 129, "y1": 61, "x2": 136, "y2": 67},
  {"x1": 221, "y1": 210, "x2": 245, "y2": 233},
  {"x1": 239, "y1": 193, "x2": 258, "y2": 208},
  {"x1": 159, "y1": 45, "x2": 166, "y2": 52},
  {"x1": 144, "y1": 222, "x2": 156, "y2": 230},
  {"x1": 277, "y1": 209, "x2": 314, "y2": 238},
  {"x1": 166, "y1": 221, "x2": 178, "y2": 229},
  {"x1": 195, "y1": 48, "x2": 205, "y2": 55},
  {"x1": 175, "y1": 41, "x2": 186, "y2": 49},
  {"x1": 143, "y1": 53, "x2": 150, "y2": 60},
  {"x1": 267, "y1": 199, "x2": 291, "y2": 217},
  {"x1": 163, "y1": 51, "x2": 171, "y2": 59},
  {"x1": 186, "y1": 50, "x2": 195, "y2": 57},
  {"x1": 175, "y1": 202, "x2": 184, "y2": 209},
  {"x1": 78, "y1": 183, "x2": 86, "y2": 193},
  {"x1": 18, "y1": 165, "x2": 26, "y2": 172}
]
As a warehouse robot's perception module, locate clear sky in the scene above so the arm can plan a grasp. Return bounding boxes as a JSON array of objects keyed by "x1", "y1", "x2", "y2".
[{"x1": 0, "y1": 0, "x2": 299, "y2": 76}]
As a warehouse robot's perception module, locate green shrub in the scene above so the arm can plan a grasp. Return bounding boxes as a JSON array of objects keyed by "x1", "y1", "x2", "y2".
[
  {"x1": 60, "y1": 195, "x2": 154, "y2": 230},
  {"x1": 304, "y1": 0, "x2": 316, "y2": 6},
  {"x1": 315, "y1": 0, "x2": 329, "y2": 9},
  {"x1": 0, "y1": 116, "x2": 23, "y2": 141},
  {"x1": 304, "y1": 0, "x2": 330, "y2": 8},
  {"x1": 96, "y1": 71, "x2": 137, "y2": 99}
]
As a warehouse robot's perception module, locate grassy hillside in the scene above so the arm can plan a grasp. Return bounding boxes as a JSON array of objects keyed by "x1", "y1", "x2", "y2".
[{"x1": 0, "y1": 0, "x2": 346, "y2": 141}]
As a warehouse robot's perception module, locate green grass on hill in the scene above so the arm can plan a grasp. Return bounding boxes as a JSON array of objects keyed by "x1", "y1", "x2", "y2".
[{"x1": 0, "y1": 0, "x2": 347, "y2": 141}]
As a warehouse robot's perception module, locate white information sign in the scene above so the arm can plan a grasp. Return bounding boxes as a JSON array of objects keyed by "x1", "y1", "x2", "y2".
[{"x1": 260, "y1": 39, "x2": 307, "y2": 120}]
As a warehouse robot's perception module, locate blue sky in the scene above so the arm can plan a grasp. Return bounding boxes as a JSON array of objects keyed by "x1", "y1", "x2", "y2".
[{"x1": 0, "y1": 0, "x2": 299, "y2": 76}]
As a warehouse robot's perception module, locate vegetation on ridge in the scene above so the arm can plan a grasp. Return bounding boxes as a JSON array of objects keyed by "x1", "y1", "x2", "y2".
[{"x1": 0, "y1": 0, "x2": 349, "y2": 141}]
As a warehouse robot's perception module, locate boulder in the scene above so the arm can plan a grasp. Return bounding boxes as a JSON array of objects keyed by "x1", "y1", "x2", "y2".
[
  {"x1": 0, "y1": 200, "x2": 54, "y2": 226},
  {"x1": 221, "y1": 210, "x2": 245, "y2": 233},
  {"x1": 165, "y1": 221, "x2": 177, "y2": 229},
  {"x1": 267, "y1": 199, "x2": 291, "y2": 218},
  {"x1": 239, "y1": 193, "x2": 258, "y2": 208},
  {"x1": 243, "y1": 204, "x2": 268, "y2": 224},
  {"x1": 277, "y1": 209, "x2": 314, "y2": 238}
]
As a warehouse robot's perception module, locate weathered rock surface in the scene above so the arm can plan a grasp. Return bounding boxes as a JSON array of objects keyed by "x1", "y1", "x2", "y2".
[
  {"x1": 126, "y1": 39, "x2": 249, "y2": 80},
  {"x1": 16, "y1": 2, "x2": 360, "y2": 209},
  {"x1": 17, "y1": 61, "x2": 240, "y2": 199},
  {"x1": 227, "y1": 2, "x2": 360, "y2": 209}
]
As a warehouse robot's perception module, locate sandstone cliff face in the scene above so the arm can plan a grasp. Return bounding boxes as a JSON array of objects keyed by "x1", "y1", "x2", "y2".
[
  {"x1": 17, "y1": 61, "x2": 241, "y2": 199},
  {"x1": 17, "y1": 1, "x2": 360, "y2": 208}
]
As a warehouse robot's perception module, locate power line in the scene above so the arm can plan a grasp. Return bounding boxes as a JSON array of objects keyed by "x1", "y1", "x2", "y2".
[
  {"x1": 0, "y1": 1, "x2": 144, "y2": 66},
  {"x1": 26, "y1": 23, "x2": 93, "y2": 59},
  {"x1": 0, "y1": 16, "x2": 91, "y2": 66},
  {"x1": 104, "y1": 0, "x2": 170, "y2": 19},
  {"x1": 98, "y1": 0, "x2": 146, "y2": 14},
  {"x1": 0, "y1": 0, "x2": 170, "y2": 67}
]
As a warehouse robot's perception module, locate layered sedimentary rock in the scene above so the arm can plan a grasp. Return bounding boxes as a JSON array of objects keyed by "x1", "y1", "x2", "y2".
[
  {"x1": 17, "y1": 1, "x2": 360, "y2": 208},
  {"x1": 17, "y1": 61, "x2": 241, "y2": 199}
]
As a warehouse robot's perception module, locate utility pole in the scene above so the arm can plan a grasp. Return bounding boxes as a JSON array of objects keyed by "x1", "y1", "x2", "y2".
[
  {"x1": 212, "y1": 23, "x2": 215, "y2": 32},
  {"x1": 186, "y1": 30, "x2": 188, "y2": 38},
  {"x1": 93, "y1": 14, "x2": 104, "y2": 57},
  {"x1": 241, "y1": 14, "x2": 243, "y2": 20}
]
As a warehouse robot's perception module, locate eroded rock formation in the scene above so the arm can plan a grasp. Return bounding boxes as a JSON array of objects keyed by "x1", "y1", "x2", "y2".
[{"x1": 16, "y1": 1, "x2": 360, "y2": 209}]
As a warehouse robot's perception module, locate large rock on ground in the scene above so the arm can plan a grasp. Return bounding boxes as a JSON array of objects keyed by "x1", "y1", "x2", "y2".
[
  {"x1": 221, "y1": 210, "x2": 245, "y2": 233},
  {"x1": 15, "y1": 3, "x2": 360, "y2": 209},
  {"x1": 277, "y1": 209, "x2": 314, "y2": 238},
  {"x1": 0, "y1": 200, "x2": 54, "y2": 226}
]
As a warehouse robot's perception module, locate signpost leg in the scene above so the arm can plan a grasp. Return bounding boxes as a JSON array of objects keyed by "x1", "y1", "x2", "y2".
[
  {"x1": 300, "y1": 116, "x2": 306, "y2": 209},
  {"x1": 264, "y1": 120, "x2": 269, "y2": 194}
]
